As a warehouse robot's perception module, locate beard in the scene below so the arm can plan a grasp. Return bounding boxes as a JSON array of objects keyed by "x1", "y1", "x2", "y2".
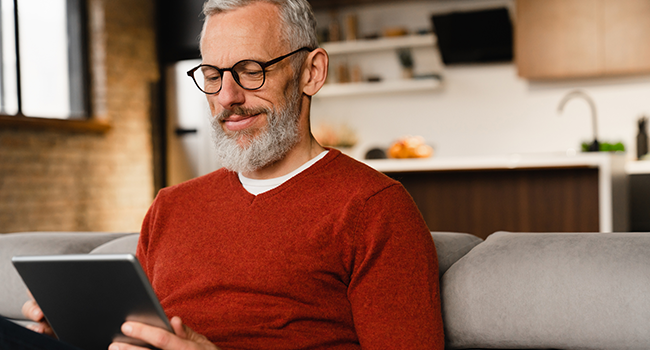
[{"x1": 209, "y1": 84, "x2": 302, "y2": 174}]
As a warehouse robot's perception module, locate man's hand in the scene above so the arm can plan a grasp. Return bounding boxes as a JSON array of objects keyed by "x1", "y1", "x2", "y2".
[
  {"x1": 21, "y1": 292, "x2": 55, "y2": 337},
  {"x1": 109, "y1": 316, "x2": 220, "y2": 350}
]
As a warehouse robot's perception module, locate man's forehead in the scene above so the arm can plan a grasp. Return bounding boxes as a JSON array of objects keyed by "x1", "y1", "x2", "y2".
[{"x1": 201, "y1": 3, "x2": 285, "y2": 63}]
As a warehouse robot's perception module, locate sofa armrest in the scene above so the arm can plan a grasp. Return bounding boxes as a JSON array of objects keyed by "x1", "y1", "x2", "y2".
[
  {"x1": 89, "y1": 233, "x2": 139, "y2": 254},
  {"x1": 0, "y1": 232, "x2": 135, "y2": 320},
  {"x1": 442, "y1": 231, "x2": 650, "y2": 350}
]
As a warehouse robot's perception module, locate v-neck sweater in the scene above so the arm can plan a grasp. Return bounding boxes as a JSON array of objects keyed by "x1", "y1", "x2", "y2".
[{"x1": 137, "y1": 149, "x2": 444, "y2": 350}]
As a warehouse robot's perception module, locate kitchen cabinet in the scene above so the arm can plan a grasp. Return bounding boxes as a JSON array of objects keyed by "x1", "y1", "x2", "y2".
[
  {"x1": 515, "y1": 0, "x2": 650, "y2": 79},
  {"x1": 318, "y1": 34, "x2": 442, "y2": 97},
  {"x1": 629, "y1": 174, "x2": 650, "y2": 231},
  {"x1": 365, "y1": 153, "x2": 628, "y2": 239},
  {"x1": 626, "y1": 160, "x2": 650, "y2": 231},
  {"x1": 603, "y1": 0, "x2": 650, "y2": 75},
  {"x1": 391, "y1": 167, "x2": 600, "y2": 240},
  {"x1": 309, "y1": 0, "x2": 428, "y2": 10}
]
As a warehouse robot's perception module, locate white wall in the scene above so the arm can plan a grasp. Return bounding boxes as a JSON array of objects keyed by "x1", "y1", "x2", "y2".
[
  {"x1": 311, "y1": 1, "x2": 650, "y2": 161},
  {"x1": 312, "y1": 64, "x2": 650, "y2": 160}
]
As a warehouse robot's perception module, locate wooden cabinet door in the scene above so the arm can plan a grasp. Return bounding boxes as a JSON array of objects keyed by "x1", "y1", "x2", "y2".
[
  {"x1": 516, "y1": 0, "x2": 650, "y2": 79},
  {"x1": 603, "y1": 0, "x2": 650, "y2": 75},
  {"x1": 515, "y1": 0, "x2": 603, "y2": 79},
  {"x1": 388, "y1": 167, "x2": 601, "y2": 240}
]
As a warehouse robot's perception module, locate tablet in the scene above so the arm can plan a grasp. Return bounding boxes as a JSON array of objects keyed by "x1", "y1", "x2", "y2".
[{"x1": 12, "y1": 254, "x2": 172, "y2": 350}]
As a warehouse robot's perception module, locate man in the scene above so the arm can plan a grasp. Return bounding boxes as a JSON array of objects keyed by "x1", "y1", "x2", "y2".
[{"x1": 19, "y1": 0, "x2": 444, "y2": 349}]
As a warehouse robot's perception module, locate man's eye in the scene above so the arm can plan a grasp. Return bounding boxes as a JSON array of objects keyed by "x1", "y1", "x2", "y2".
[
  {"x1": 201, "y1": 67, "x2": 220, "y2": 78},
  {"x1": 241, "y1": 70, "x2": 263, "y2": 78}
]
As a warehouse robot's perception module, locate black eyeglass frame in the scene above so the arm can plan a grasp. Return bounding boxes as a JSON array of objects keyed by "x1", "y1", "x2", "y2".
[{"x1": 187, "y1": 47, "x2": 314, "y2": 94}]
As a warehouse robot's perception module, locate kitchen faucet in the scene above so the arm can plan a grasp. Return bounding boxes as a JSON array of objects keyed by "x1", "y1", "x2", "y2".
[{"x1": 557, "y1": 90, "x2": 599, "y2": 152}]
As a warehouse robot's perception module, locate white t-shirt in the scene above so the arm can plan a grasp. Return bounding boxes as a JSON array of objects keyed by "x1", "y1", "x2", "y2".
[{"x1": 238, "y1": 151, "x2": 329, "y2": 195}]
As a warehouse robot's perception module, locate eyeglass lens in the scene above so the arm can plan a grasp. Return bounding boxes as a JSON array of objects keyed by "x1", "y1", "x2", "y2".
[{"x1": 195, "y1": 60, "x2": 265, "y2": 93}]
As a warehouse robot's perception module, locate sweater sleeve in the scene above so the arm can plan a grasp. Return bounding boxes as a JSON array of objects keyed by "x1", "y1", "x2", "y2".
[
  {"x1": 136, "y1": 189, "x2": 164, "y2": 280},
  {"x1": 347, "y1": 183, "x2": 444, "y2": 350},
  {"x1": 136, "y1": 200, "x2": 154, "y2": 278}
]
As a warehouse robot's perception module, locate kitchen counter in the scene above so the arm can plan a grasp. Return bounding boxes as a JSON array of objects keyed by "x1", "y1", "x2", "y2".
[
  {"x1": 363, "y1": 152, "x2": 648, "y2": 174},
  {"x1": 362, "y1": 152, "x2": 628, "y2": 235},
  {"x1": 363, "y1": 152, "x2": 625, "y2": 173},
  {"x1": 626, "y1": 159, "x2": 650, "y2": 174}
]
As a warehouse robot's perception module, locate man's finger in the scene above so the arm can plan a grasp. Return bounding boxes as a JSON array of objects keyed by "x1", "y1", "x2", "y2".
[
  {"x1": 21, "y1": 299, "x2": 43, "y2": 322},
  {"x1": 169, "y1": 316, "x2": 213, "y2": 345},
  {"x1": 170, "y1": 316, "x2": 187, "y2": 339},
  {"x1": 20, "y1": 300, "x2": 55, "y2": 337},
  {"x1": 120, "y1": 321, "x2": 184, "y2": 350}
]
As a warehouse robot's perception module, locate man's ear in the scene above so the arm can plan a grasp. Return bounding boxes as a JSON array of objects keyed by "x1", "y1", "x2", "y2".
[{"x1": 301, "y1": 48, "x2": 328, "y2": 97}]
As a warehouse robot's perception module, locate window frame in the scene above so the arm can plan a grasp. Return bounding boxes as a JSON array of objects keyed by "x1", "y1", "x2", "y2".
[{"x1": 0, "y1": 0, "x2": 108, "y2": 133}]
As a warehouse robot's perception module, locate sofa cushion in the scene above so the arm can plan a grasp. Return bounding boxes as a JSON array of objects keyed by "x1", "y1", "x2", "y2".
[
  {"x1": 442, "y1": 231, "x2": 650, "y2": 350},
  {"x1": 89, "y1": 233, "x2": 139, "y2": 254},
  {"x1": 430, "y1": 232, "x2": 482, "y2": 277},
  {"x1": 0, "y1": 232, "x2": 135, "y2": 320}
]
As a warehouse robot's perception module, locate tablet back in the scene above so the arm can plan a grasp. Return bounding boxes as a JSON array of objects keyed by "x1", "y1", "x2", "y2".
[{"x1": 12, "y1": 254, "x2": 171, "y2": 350}]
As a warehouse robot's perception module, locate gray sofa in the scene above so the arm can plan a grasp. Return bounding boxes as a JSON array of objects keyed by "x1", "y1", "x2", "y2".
[{"x1": 1, "y1": 231, "x2": 649, "y2": 349}]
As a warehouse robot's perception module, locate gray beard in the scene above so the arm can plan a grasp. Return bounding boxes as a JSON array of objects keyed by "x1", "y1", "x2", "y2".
[{"x1": 209, "y1": 86, "x2": 302, "y2": 174}]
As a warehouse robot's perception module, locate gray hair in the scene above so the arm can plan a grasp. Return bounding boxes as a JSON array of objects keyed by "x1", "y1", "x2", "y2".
[{"x1": 201, "y1": 0, "x2": 319, "y2": 51}]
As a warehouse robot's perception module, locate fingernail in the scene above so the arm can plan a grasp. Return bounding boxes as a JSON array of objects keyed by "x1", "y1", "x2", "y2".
[
  {"x1": 109, "y1": 345, "x2": 119, "y2": 350},
  {"x1": 122, "y1": 324, "x2": 132, "y2": 335},
  {"x1": 32, "y1": 309, "x2": 40, "y2": 317}
]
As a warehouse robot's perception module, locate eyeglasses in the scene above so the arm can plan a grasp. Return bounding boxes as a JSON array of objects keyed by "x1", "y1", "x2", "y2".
[{"x1": 187, "y1": 47, "x2": 313, "y2": 94}]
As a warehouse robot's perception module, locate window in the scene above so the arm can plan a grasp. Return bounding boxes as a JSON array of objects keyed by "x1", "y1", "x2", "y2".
[{"x1": 0, "y1": 0, "x2": 88, "y2": 120}]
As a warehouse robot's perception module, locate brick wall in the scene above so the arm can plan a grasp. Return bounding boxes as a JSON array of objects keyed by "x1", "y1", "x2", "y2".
[{"x1": 0, "y1": 0, "x2": 159, "y2": 233}]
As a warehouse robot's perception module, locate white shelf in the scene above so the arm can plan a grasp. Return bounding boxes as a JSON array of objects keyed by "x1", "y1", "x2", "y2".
[
  {"x1": 321, "y1": 34, "x2": 436, "y2": 55},
  {"x1": 316, "y1": 78, "x2": 441, "y2": 97}
]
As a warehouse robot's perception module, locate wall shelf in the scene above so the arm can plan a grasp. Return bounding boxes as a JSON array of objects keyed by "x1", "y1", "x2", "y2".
[
  {"x1": 318, "y1": 33, "x2": 442, "y2": 97},
  {"x1": 316, "y1": 78, "x2": 441, "y2": 97},
  {"x1": 321, "y1": 34, "x2": 436, "y2": 55}
]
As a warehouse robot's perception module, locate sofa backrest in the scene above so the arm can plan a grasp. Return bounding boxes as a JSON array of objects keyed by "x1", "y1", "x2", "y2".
[
  {"x1": 430, "y1": 231, "x2": 483, "y2": 277},
  {"x1": 0, "y1": 232, "x2": 136, "y2": 321},
  {"x1": 89, "y1": 234, "x2": 139, "y2": 255},
  {"x1": 1, "y1": 231, "x2": 480, "y2": 325}
]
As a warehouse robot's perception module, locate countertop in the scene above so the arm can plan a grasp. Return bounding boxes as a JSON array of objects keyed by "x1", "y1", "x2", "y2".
[
  {"x1": 362, "y1": 152, "x2": 628, "y2": 173},
  {"x1": 626, "y1": 159, "x2": 650, "y2": 174}
]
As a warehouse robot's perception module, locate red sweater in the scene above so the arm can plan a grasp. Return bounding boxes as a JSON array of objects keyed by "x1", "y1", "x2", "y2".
[{"x1": 137, "y1": 149, "x2": 444, "y2": 350}]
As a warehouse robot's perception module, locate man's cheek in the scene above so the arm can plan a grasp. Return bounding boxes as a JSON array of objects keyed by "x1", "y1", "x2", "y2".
[{"x1": 207, "y1": 98, "x2": 223, "y2": 118}]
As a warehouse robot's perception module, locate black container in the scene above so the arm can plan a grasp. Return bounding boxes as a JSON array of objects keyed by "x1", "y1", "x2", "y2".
[{"x1": 637, "y1": 116, "x2": 648, "y2": 160}]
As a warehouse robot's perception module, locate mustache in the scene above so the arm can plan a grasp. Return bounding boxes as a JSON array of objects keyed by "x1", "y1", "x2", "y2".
[{"x1": 216, "y1": 106, "x2": 271, "y2": 121}]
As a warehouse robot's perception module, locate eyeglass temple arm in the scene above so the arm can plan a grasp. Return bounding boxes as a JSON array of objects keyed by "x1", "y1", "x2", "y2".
[{"x1": 261, "y1": 47, "x2": 314, "y2": 68}]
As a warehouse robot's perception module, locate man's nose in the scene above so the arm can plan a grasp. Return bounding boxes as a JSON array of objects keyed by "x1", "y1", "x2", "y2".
[{"x1": 217, "y1": 71, "x2": 245, "y2": 109}]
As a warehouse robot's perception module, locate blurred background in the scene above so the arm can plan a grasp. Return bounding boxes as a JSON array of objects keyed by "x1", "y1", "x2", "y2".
[{"x1": 1, "y1": 0, "x2": 649, "y2": 237}]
